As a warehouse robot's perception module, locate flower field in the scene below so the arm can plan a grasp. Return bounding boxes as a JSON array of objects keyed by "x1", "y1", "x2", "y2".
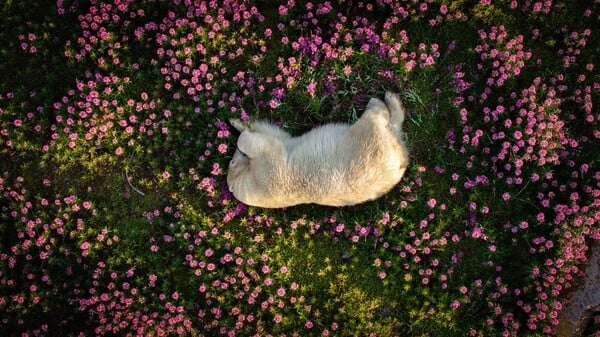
[{"x1": 0, "y1": 0, "x2": 599, "y2": 336}]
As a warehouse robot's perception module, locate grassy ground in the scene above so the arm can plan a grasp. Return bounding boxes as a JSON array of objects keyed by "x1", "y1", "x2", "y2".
[{"x1": 1, "y1": 0, "x2": 599, "y2": 336}]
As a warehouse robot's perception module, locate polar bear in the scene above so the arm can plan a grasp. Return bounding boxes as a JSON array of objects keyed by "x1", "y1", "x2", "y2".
[{"x1": 227, "y1": 92, "x2": 409, "y2": 208}]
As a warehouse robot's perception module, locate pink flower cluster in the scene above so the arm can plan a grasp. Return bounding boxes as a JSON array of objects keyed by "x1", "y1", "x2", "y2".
[
  {"x1": 78, "y1": 264, "x2": 194, "y2": 336},
  {"x1": 475, "y1": 25, "x2": 532, "y2": 93},
  {"x1": 0, "y1": 176, "x2": 99, "y2": 335}
]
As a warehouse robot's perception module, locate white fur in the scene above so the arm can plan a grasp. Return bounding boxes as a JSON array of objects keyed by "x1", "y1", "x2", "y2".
[{"x1": 227, "y1": 92, "x2": 409, "y2": 208}]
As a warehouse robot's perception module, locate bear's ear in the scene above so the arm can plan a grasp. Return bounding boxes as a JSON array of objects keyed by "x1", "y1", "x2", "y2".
[
  {"x1": 237, "y1": 131, "x2": 275, "y2": 159},
  {"x1": 230, "y1": 118, "x2": 248, "y2": 132}
]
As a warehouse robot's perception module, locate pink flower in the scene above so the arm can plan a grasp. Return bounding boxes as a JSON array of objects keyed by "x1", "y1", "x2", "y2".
[
  {"x1": 537, "y1": 213, "x2": 545, "y2": 222},
  {"x1": 278, "y1": 5, "x2": 288, "y2": 15},
  {"x1": 306, "y1": 81, "x2": 317, "y2": 97},
  {"x1": 471, "y1": 226, "x2": 483, "y2": 239}
]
